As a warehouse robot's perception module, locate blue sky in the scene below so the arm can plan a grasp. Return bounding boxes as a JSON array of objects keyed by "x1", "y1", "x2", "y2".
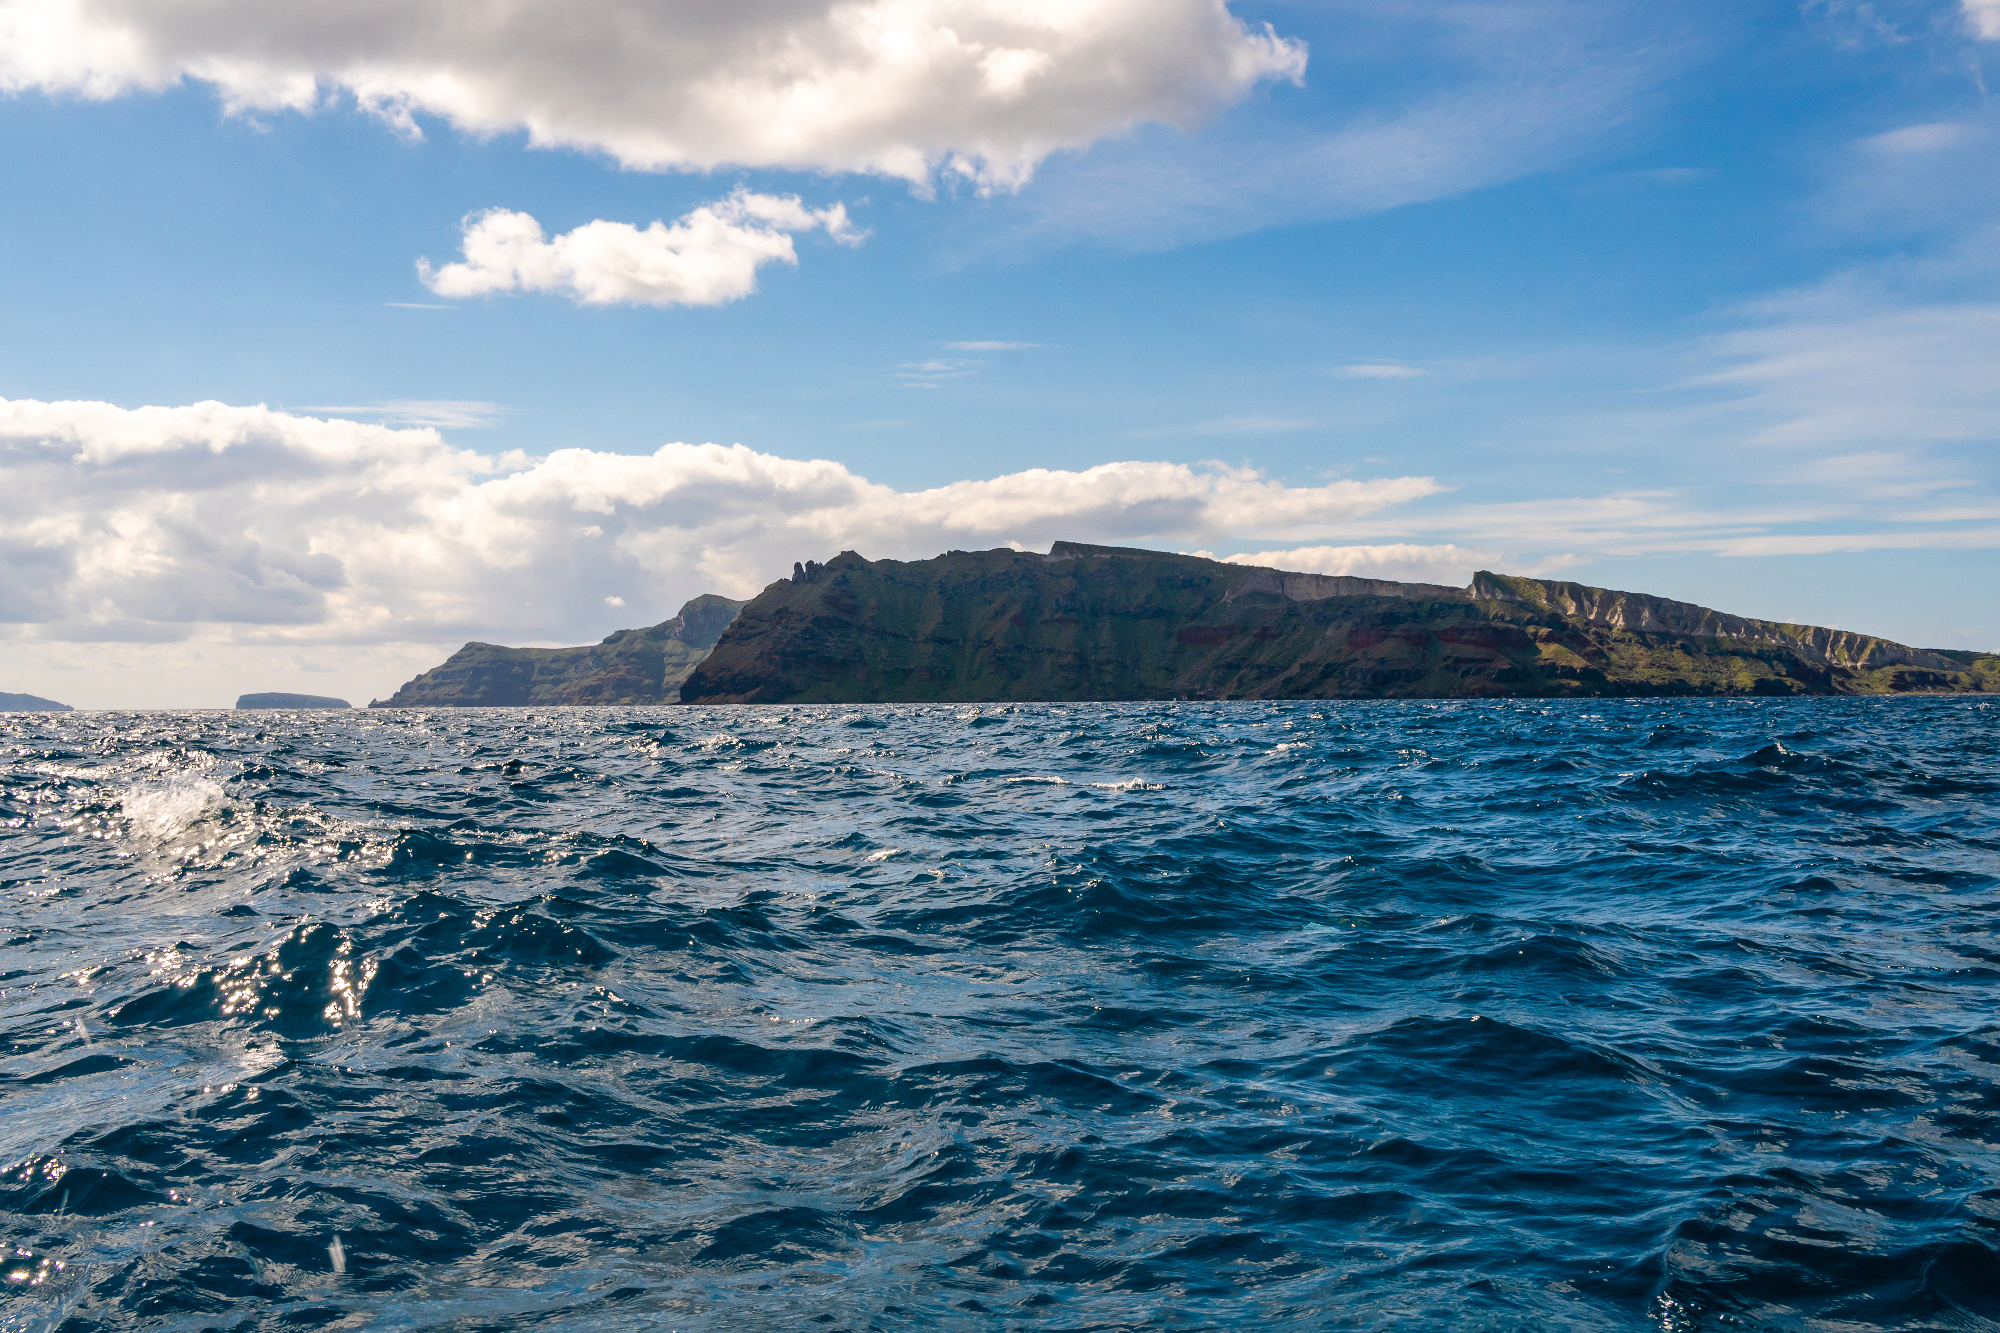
[{"x1": 0, "y1": 0, "x2": 1996, "y2": 706}]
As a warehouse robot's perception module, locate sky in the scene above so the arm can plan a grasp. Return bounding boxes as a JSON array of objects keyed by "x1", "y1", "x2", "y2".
[{"x1": 1, "y1": 0, "x2": 1996, "y2": 708}]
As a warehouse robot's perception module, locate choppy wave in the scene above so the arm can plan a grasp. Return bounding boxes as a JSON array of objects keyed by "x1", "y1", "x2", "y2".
[{"x1": 2, "y1": 699, "x2": 1998, "y2": 1330}]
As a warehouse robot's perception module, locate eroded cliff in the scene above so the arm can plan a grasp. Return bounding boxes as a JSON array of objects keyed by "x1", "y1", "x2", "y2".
[{"x1": 678, "y1": 543, "x2": 1998, "y2": 703}]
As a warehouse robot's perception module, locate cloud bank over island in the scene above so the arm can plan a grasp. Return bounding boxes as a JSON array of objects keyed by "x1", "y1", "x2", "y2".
[
  {"x1": 0, "y1": 0, "x2": 1305, "y2": 189},
  {"x1": 1, "y1": 389, "x2": 1992, "y2": 705},
  {"x1": 0, "y1": 397, "x2": 1439, "y2": 656}
]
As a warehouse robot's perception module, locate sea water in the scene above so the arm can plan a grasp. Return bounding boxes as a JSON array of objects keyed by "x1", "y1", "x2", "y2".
[{"x1": 2, "y1": 699, "x2": 1997, "y2": 1331}]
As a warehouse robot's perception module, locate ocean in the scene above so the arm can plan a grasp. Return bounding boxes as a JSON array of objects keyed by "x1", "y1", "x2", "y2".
[{"x1": 3, "y1": 699, "x2": 1997, "y2": 1331}]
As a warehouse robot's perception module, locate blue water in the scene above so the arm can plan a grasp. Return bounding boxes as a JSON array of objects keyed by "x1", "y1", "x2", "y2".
[{"x1": 3, "y1": 699, "x2": 1999, "y2": 1332}]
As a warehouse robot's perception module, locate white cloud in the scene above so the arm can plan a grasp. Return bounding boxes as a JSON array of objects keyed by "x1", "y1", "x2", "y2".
[
  {"x1": 0, "y1": 0, "x2": 1305, "y2": 190},
  {"x1": 421, "y1": 192, "x2": 861, "y2": 308},
  {"x1": 1967, "y1": 0, "x2": 2000, "y2": 39},
  {"x1": 0, "y1": 396, "x2": 1439, "y2": 662}
]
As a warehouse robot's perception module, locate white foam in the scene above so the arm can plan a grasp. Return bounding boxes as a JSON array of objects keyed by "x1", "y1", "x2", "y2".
[{"x1": 120, "y1": 776, "x2": 225, "y2": 839}]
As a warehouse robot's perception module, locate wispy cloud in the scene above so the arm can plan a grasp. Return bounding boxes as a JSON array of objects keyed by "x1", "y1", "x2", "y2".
[
  {"x1": 302, "y1": 400, "x2": 508, "y2": 429},
  {"x1": 977, "y1": 0, "x2": 1695, "y2": 252},
  {"x1": 1862, "y1": 122, "x2": 1979, "y2": 155},
  {"x1": 1126, "y1": 416, "x2": 1315, "y2": 438},
  {"x1": 1694, "y1": 301, "x2": 2000, "y2": 449},
  {"x1": 895, "y1": 359, "x2": 981, "y2": 388},
  {"x1": 1333, "y1": 364, "x2": 1425, "y2": 379}
]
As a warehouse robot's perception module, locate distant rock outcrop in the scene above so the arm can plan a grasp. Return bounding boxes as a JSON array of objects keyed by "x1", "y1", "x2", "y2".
[
  {"x1": 679, "y1": 542, "x2": 2000, "y2": 703},
  {"x1": 236, "y1": 693, "x2": 351, "y2": 709},
  {"x1": 0, "y1": 691, "x2": 74, "y2": 711},
  {"x1": 370, "y1": 594, "x2": 747, "y2": 707}
]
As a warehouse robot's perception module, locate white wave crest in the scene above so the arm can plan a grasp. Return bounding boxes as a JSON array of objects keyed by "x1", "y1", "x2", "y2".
[{"x1": 121, "y1": 776, "x2": 225, "y2": 839}]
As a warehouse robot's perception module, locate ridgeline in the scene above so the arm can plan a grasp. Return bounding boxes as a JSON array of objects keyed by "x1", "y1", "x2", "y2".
[
  {"x1": 0, "y1": 691, "x2": 73, "y2": 711},
  {"x1": 371, "y1": 594, "x2": 746, "y2": 707},
  {"x1": 237, "y1": 693, "x2": 350, "y2": 709},
  {"x1": 678, "y1": 544, "x2": 1997, "y2": 703}
]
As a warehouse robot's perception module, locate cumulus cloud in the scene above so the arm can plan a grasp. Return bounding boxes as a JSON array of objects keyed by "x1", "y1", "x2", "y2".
[
  {"x1": 421, "y1": 192, "x2": 861, "y2": 307},
  {"x1": 1968, "y1": 0, "x2": 2000, "y2": 39},
  {"x1": 0, "y1": 0, "x2": 1305, "y2": 190},
  {"x1": 0, "y1": 396, "x2": 1439, "y2": 658}
]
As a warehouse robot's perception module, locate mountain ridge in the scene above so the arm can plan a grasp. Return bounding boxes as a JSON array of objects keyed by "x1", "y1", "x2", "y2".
[
  {"x1": 370, "y1": 594, "x2": 747, "y2": 707},
  {"x1": 0, "y1": 691, "x2": 74, "y2": 712},
  {"x1": 678, "y1": 543, "x2": 1996, "y2": 703}
]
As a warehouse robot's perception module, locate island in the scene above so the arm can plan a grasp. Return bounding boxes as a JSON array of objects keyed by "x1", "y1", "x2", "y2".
[
  {"x1": 0, "y1": 691, "x2": 74, "y2": 711},
  {"x1": 370, "y1": 594, "x2": 747, "y2": 707},
  {"x1": 236, "y1": 693, "x2": 351, "y2": 709},
  {"x1": 679, "y1": 543, "x2": 1999, "y2": 702}
]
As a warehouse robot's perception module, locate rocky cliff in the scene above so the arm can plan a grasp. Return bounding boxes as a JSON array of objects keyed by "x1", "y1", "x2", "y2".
[
  {"x1": 679, "y1": 543, "x2": 1999, "y2": 703},
  {"x1": 371, "y1": 594, "x2": 747, "y2": 707}
]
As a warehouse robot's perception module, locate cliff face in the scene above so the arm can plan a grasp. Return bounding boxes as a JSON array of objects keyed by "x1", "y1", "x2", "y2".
[
  {"x1": 371, "y1": 594, "x2": 746, "y2": 707},
  {"x1": 679, "y1": 543, "x2": 1999, "y2": 703}
]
